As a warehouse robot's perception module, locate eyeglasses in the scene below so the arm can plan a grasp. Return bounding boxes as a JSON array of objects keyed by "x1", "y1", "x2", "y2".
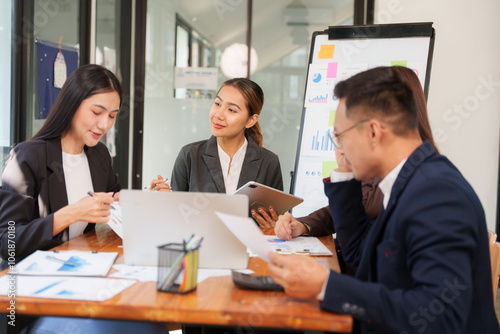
[{"x1": 329, "y1": 120, "x2": 369, "y2": 149}]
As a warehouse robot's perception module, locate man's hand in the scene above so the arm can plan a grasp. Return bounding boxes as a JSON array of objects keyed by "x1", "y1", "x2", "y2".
[
  {"x1": 274, "y1": 213, "x2": 308, "y2": 241},
  {"x1": 268, "y1": 252, "x2": 327, "y2": 299}
]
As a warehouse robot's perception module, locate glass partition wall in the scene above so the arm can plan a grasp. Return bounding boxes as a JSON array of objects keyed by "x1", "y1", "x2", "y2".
[
  {"x1": 141, "y1": 0, "x2": 354, "y2": 192},
  {"x1": 0, "y1": 0, "x2": 14, "y2": 185}
]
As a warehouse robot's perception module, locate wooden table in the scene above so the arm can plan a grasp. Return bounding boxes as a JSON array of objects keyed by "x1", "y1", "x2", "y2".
[{"x1": 0, "y1": 224, "x2": 352, "y2": 332}]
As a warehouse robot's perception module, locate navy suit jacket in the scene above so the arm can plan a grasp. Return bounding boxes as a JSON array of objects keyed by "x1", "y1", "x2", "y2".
[
  {"x1": 321, "y1": 142, "x2": 500, "y2": 334},
  {"x1": 171, "y1": 136, "x2": 283, "y2": 193},
  {"x1": 0, "y1": 138, "x2": 120, "y2": 266}
]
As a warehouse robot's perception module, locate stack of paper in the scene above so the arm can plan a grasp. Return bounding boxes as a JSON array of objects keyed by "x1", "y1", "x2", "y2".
[
  {"x1": 108, "y1": 202, "x2": 123, "y2": 238},
  {"x1": 12, "y1": 250, "x2": 118, "y2": 277},
  {"x1": 0, "y1": 250, "x2": 134, "y2": 302}
]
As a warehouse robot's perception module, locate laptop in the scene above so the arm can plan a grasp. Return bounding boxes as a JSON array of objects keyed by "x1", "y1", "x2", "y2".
[{"x1": 120, "y1": 190, "x2": 249, "y2": 269}]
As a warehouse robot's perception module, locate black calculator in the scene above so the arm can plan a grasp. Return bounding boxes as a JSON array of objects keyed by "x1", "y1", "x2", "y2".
[{"x1": 231, "y1": 270, "x2": 284, "y2": 291}]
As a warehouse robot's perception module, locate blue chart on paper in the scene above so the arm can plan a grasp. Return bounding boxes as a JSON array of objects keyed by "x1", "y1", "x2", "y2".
[
  {"x1": 58, "y1": 256, "x2": 90, "y2": 272},
  {"x1": 267, "y1": 238, "x2": 286, "y2": 243},
  {"x1": 34, "y1": 281, "x2": 62, "y2": 295},
  {"x1": 25, "y1": 262, "x2": 42, "y2": 272},
  {"x1": 308, "y1": 94, "x2": 328, "y2": 103},
  {"x1": 311, "y1": 128, "x2": 334, "y2": 151}
]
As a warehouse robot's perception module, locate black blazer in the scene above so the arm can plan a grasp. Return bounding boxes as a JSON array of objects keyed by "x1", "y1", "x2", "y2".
[
  {"x1": 171, "y1": 136, "x2": 283, "y2": 193},
  {"x1": 321, "y1": 143, "x2": 500, "y2": 333},
  {"x1": 0, "y1": 138, "x2": 120, "y2": 265}
]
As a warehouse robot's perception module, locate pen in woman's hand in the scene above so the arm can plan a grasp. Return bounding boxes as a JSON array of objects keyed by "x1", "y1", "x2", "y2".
[
  {"x1": 151, "y1": 176, "x2": 170, "y2": 191},
  {"x1": 87, "y1": 191, "x2": 115, "y2": 209}
]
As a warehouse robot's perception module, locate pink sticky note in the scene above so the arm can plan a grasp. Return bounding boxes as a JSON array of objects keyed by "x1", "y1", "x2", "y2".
[{"x1": 327, "y1": 62, "x2": 338, "y2": 78}]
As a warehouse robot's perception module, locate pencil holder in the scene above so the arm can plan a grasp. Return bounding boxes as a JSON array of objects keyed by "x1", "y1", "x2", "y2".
[{"x1": 157, "y1": 242, "x2": 200, "y2": 294}]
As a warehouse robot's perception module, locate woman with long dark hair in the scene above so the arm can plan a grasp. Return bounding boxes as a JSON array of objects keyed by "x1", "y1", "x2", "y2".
[{"x1": 0, "y1": 64, "x2": 122, "y2": 265}]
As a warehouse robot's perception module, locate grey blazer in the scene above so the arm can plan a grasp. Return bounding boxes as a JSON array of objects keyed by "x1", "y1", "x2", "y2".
[
  {"x1": 171, "y1": 136, "x2": 283, "y2": 193},
  {"x1": 0, "y1": 138, "x2": 120, "y2": 265}
]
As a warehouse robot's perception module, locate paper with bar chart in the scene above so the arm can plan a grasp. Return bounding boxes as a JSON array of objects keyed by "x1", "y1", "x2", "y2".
[
  {"x1": 299, "y1": 108, "x2": 337, "y2": 158},
  {"x1": 11, "y1": 250, "x2": 118, "y2": 277},
  {"x1": 292, "y1": 106, "x2": 339, "y2": 216},
  {"x1": 0, "y1": 275, "x2": 135, "y2": 301},
  {"x1": 304, "y1": 64, "x2": 339, "y2": 109}
]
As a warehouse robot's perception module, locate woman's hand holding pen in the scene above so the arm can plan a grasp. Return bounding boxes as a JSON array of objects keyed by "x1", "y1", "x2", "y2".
[
  {"x1": 53, "y1": 192, "x2": 114, "y2": 236},
  {"x1": 149, "y1": 175, "x2": 171, "y2": 192},
  {"x1": 71, "y1": 192, "x2": 115, "y2": 223}
]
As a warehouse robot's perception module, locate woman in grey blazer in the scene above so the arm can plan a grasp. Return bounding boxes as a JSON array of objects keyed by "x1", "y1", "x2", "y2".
[{"x1": 151, "y1": 78, "x2": 283, "y2": 204}]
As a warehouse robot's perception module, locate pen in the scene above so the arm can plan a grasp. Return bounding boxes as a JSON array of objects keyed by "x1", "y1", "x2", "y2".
[
  {"x1": 144, "y1": 177, "x2": 169, "y2": 190},
  {"x1": 88, "y1": 191, "x2": 116, "y2": 209},
  {"x1": 46, "y1": 255, "x2": 76, "y2": 267}
]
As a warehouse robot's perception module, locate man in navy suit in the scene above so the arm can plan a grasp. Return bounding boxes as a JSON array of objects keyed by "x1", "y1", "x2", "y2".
[{"x1": 268, "y1": 67, "x2": 500, "y2": 333}]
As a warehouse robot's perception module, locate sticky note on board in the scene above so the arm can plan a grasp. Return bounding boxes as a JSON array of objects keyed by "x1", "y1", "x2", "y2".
[
  {"x1": 318, "y1": 45, "x2": 335, "y2": 59},
  {"x1": 391, "y1": 60, "x2": 408, "y2": 67},
  {"x1": 328, "y1": 110, "x2": 337, "y2": 127},
  {"x1": 327, "y1": 62, "x2": 338, "y2": 78},
  {"x1": 322, "y1": 161, "x2": 338, "y2": 178}
]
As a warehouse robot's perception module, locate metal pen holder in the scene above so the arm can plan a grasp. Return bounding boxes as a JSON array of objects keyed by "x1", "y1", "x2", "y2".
[{"x1": 157, "y1": 242, "x2": 200, "y2": 294}]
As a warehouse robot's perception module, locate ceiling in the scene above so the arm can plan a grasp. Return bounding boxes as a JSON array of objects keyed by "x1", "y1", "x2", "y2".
[{"x1": 173, "y1": 0, "x2": 353, "y2": 70}]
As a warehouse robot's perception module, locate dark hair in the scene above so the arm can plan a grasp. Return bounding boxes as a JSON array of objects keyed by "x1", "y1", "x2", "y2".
[
  {"x1": 391, "y1": 66, "x2": 439, "y2": 153},
  {"x1": 334, "y1": 66, "x2": 418, "y2": 137},
  {"x1": 219, "y1": 78, "x2": 264, "y2": 147},
  {"x1": 32, "y1": 64, "x2": 122, "y2": 140}
]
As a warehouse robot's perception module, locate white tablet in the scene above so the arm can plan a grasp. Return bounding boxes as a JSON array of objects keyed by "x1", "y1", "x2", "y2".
[{"x1": 233, "y1": 181, "x2": 304, "y2": 215}]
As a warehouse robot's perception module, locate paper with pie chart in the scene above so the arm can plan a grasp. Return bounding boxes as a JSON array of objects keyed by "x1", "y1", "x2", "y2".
[{"x1": 304, "y1": 63, "x2": 335, "y2": 108}]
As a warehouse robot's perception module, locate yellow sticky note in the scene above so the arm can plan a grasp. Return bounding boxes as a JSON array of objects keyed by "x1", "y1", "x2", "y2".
[
  {"x1": 319, "y1": 45, "x2": 335, "y2": 59},
  {"x1": 322, "y1": 161, "x2": 338, "y2": 178}
]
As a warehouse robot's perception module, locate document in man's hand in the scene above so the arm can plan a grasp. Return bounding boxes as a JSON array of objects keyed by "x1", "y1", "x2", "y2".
[
  {"x1": 215, "y1": 211, "x2": 273, "y2": 262},
  {"x1": 10, "y1": 250, "x2": 118, "y2": 277}
]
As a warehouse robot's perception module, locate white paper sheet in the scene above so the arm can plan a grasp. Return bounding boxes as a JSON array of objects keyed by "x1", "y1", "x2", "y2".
[
  {"x1": 108, "y1": 202, "x2": 123, "y2": 238},
  {"x1": 11, "y1": 250, "x2": 118, "y2": 277},
  {"x1": 215, "y1": 211, "x2": 274, "y2": 262},
  {"x1": 109, "y1": 264, "x2": 232, "y2": 284},
  {"x1": 264, "y1": 235, "x2": 333, "y2": 256},
  {"x1": 0, "y1": 275, "x2": 135, "y2": 301}
]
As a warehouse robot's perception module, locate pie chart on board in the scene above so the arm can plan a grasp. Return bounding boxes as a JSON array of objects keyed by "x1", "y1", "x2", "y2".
[{"x1": 312, "y1": 73, "x2": 322, "y2": 83}]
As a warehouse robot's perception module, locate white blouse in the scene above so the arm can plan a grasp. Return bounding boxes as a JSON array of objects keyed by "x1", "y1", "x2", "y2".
[
  {"x1": 217, "y1": 138, "x2": 248, "y2": 194},
  {"x1": 62, "y1": 151, "x2": 93, "y2": 241}
]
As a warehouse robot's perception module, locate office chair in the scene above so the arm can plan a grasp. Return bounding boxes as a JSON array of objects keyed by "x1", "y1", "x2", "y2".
[{"x1": 488, "y1": 230, "x2": 500, "y2": 303}]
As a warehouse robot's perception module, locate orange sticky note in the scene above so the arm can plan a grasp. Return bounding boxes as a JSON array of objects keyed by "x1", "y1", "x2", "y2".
[{"x1": 319, "y1": 45, "x2": 335, "y2": 59}]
